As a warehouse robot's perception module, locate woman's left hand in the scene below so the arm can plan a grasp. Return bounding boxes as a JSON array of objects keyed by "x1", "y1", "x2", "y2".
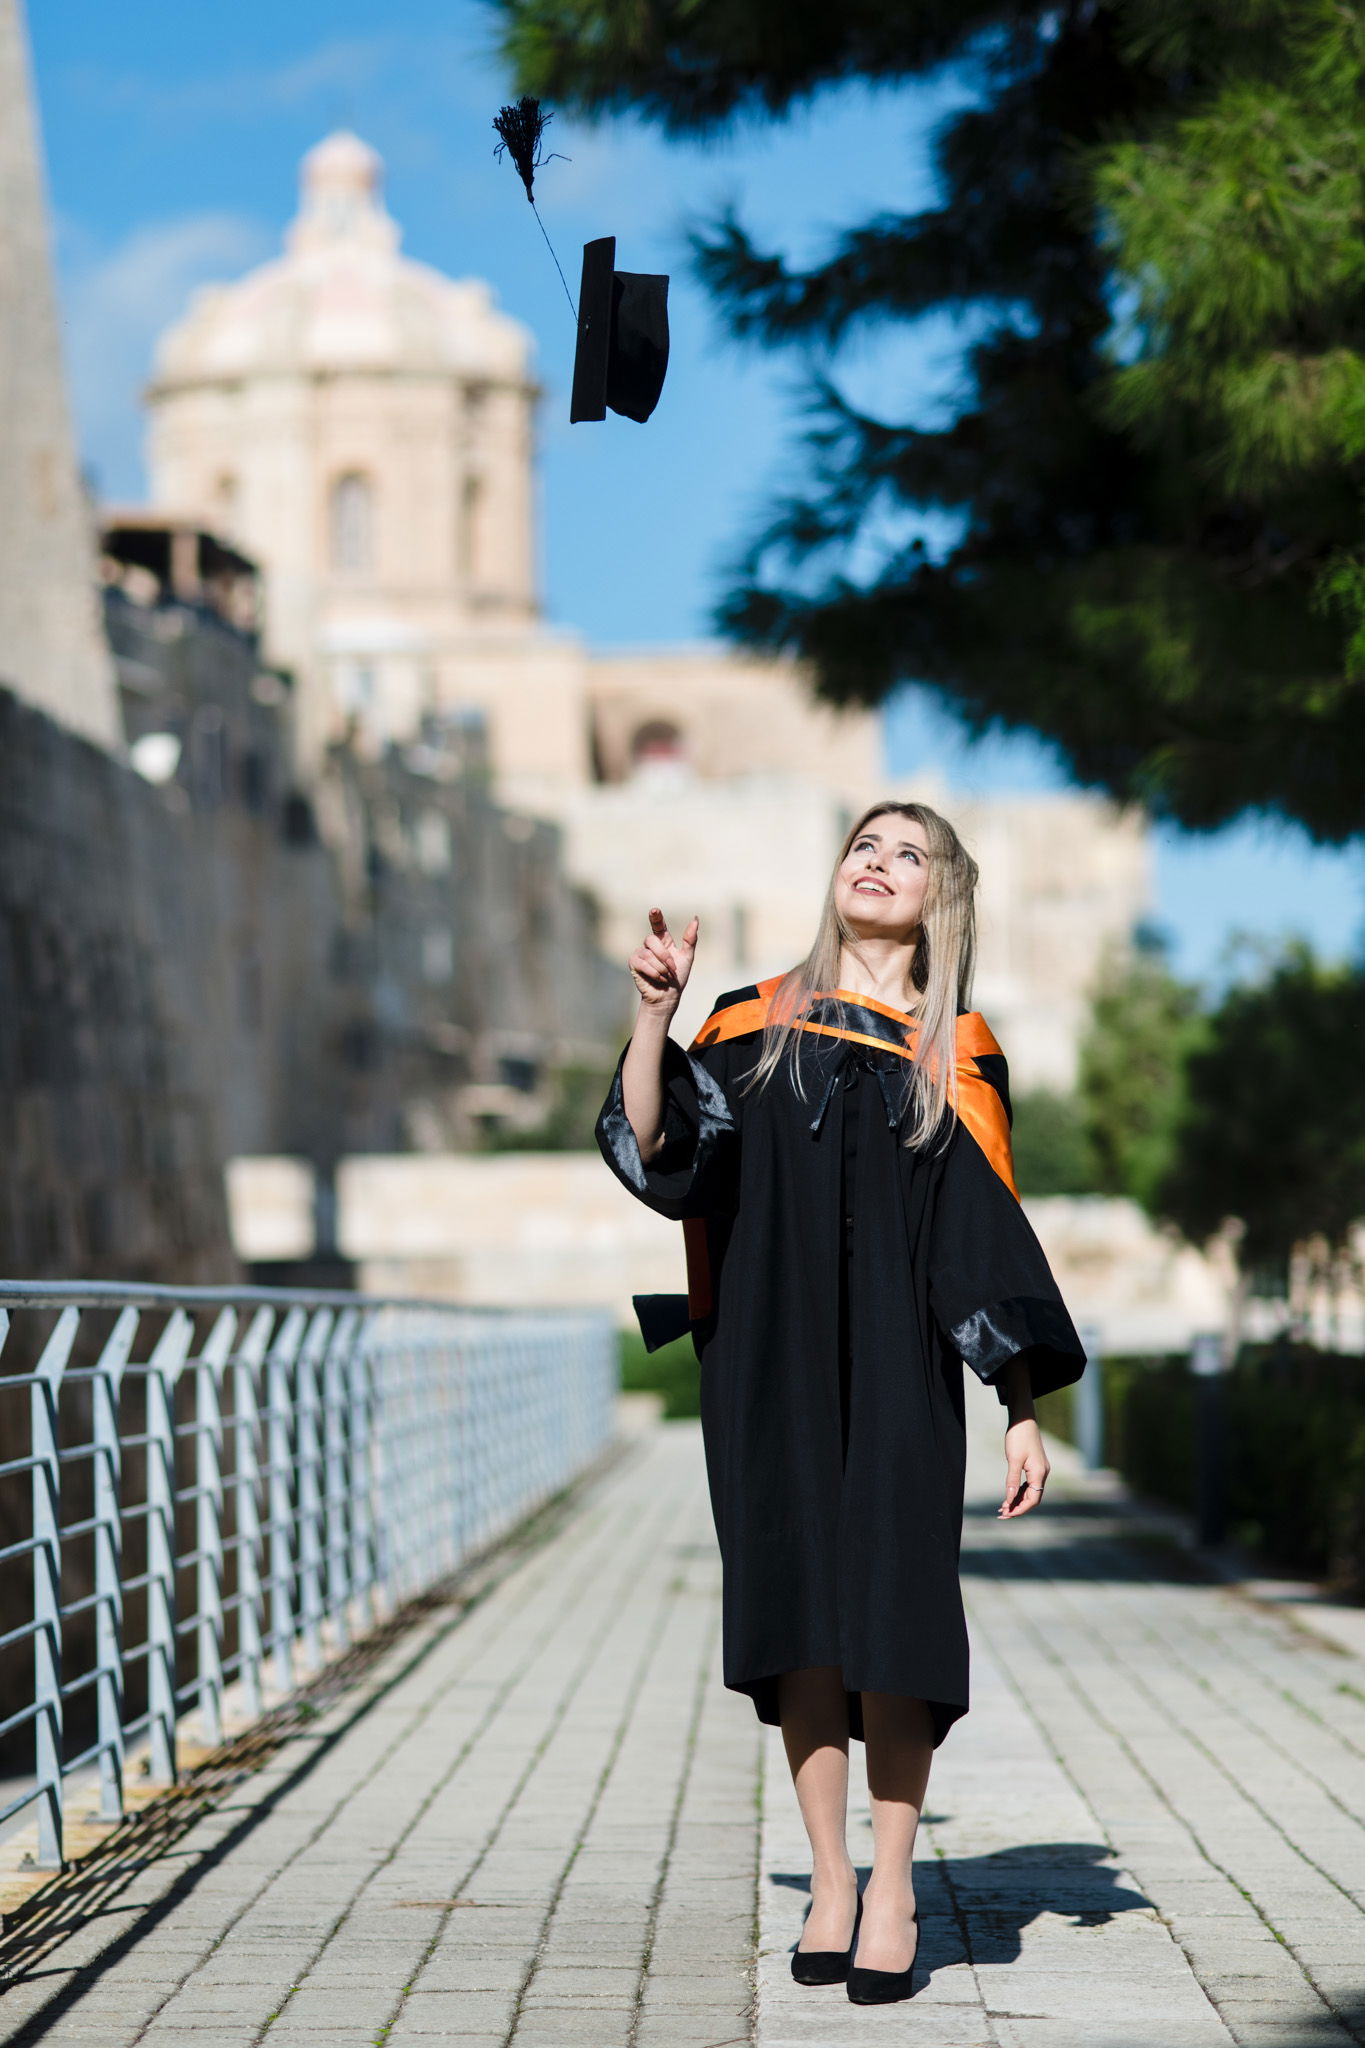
[{"x1": 999, "y1": 1418, "x2": 1050, "y2": 1519}]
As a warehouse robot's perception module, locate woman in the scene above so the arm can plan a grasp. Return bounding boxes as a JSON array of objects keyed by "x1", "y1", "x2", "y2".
[{"x1": 596, "y1": 801, "x2": 1085, "y2": 2004}]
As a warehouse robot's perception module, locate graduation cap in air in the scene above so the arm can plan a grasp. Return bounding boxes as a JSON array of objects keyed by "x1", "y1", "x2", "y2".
[
  {"x1": 569, "y1": 238, "x2": 669, "y2": 424},
  {"x1": 494, "y1": 97, "x2": 670, "y2": 425}
]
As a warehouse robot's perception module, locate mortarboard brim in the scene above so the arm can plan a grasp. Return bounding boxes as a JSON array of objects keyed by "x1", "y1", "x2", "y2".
[{"x1": 570, "y1": 236, "x2": 670, "y2": 425}]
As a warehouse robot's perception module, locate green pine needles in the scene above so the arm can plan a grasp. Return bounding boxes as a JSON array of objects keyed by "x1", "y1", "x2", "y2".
[{"x1": 495, "y1": 0, "x2": 1365, "y2": 841}]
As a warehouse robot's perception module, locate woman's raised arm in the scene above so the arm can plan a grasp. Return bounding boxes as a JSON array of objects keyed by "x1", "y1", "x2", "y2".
[{"x1": 621, "y1": 908, "x2": 698, "y2": 1162}]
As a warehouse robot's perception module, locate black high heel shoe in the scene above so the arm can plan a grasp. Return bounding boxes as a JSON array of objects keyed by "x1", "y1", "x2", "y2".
[
  {"x1": 791, "y1": 1891, "x2": 862, "y2": 1986},
  {"x1": 846, "y1": 1906, "x2": 919, "y2": 2004}
]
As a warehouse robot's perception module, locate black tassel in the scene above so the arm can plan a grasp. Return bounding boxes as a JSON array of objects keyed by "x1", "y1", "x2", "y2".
[
  {"x1": 492, "y1": 98, "x2": 577, "y2": 322},
  {"x1": 493, "y1": 96, "x2": 556, "y2": 204}
]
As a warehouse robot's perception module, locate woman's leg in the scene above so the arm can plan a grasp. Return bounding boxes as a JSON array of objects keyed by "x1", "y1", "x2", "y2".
[
  {"x1": 857, "y1": 1692, "x2": 934, "y2": 1971},
  {"x1": 778, "y1": 1667, "x2": 859, "y2": 1950}
]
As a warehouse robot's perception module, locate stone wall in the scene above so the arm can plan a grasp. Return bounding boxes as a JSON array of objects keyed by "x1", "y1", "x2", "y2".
[
  {"x1": 0, "y1": 687, "x2": 234, "y2": 1279},
  {"x1": 0, "y1": 615, "x2": 626, "y2": 1282}
]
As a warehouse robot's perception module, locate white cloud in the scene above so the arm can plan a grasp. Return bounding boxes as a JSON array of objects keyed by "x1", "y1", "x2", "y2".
[
  {"x1": 59, "y1": 31, "x2": 496, "y2": 126},
  {"x1": 55, "y1": 211, "x2": 270, "y2": 501}
]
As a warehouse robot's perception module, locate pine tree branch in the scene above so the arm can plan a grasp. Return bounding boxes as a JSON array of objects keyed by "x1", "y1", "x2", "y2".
[
  {"x1": 494, "y1": 0, "x2": 1012, "y2": 131},
  {"x1": 494, "y1": 0, "x2": 1365, "y2": 840}
]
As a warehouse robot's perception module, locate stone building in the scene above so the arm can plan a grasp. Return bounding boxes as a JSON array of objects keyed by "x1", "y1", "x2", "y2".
[
  {"x1": 98, "y1": 510, "x2": 624, "y2": 1179},
  {"x1": 145, "y1": 130, "x2": 549, "y2": 775},
  {"x1": 1, "y1": 506, "x2": 625, "y2": 1287}
]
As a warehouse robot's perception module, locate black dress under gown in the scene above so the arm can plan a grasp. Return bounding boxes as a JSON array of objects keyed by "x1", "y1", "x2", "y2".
[{"x1": 597, "y1": 983, "x2": 1085, "y2": 1745}]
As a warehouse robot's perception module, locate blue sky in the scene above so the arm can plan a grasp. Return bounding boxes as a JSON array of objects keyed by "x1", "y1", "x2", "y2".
[{"x1": 27, "y1": 0, "x2": 1364, "y2": 981}]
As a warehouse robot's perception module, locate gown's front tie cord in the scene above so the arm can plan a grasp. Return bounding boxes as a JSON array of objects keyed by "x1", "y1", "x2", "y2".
[
  {"x1": 809, "y1": 1065, "x2": 842, "y2": 1138},
  {"x1": 808, "y1": 1049, "x2": 903, "y2": 1137},
  {"x1": 872, "y1": 1061, "x2": 902, "y2": 1131}
]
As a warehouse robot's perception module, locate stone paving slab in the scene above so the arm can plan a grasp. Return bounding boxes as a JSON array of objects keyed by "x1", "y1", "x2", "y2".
[{"x1": 3, "y1": 1400, "x2": 1365, "y2": 2048}]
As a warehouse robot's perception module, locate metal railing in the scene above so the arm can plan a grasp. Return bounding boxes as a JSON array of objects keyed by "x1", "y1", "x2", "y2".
[{"x1": 0, "y1": 1282, "x2": 617, "y2": 1869}]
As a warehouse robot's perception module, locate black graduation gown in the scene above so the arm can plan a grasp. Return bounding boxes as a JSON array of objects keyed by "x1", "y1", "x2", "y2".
[{"x1": 597, "y1": 982, "x2": 1085, "y2": 1746}]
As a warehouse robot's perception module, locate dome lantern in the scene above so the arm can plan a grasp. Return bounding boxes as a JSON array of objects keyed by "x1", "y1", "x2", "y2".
[{"x1": 288, "y1": 130, "x2": 397, "y2": 257}]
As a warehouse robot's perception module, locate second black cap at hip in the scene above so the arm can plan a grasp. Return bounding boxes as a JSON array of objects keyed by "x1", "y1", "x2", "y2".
[{"x1": 570, "y1": 237, "x2": 670, "y2": 425}]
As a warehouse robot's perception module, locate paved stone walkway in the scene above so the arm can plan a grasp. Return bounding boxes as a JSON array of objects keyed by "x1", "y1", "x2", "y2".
[{"x1": 1, "y1": 1405, "x2": 1364, "y2": 2048}]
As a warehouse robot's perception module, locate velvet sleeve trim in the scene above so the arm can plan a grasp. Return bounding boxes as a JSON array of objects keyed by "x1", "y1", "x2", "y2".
[
  {"x1": 950, "y1": 1294, "x2": 1088, "y2": 1403},
  {"x1": 595, "y1": 1039, "x2": 737, "y2": 1221}
]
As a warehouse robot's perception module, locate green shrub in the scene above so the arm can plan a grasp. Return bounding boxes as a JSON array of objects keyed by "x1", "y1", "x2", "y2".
[
  {"x1": 1010, "y1": 1091, "x2": 1095, "y2": 1195},
  {"x1": 1039, "y1": 1343, "x2": 1365, "y2": 1594},
  {"x1": 482, "y1": 1063, "x2": 616, "y2": 1151},
  {"x1": 618, "y1": 1328, "x2": 701, "y2": 1419},
  {"x1": 1223, "y1": 1349, "x2": 1365, "y2": 1585},
  {"x1": 1113, "y1": 1357, "x2": 1194, "y2": 1511},
  {"x1": 1033, "y1": 1381, "x2": 1075, "y2": 1443}
]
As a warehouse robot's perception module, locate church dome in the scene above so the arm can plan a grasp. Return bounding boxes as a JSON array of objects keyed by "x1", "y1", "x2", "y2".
[{"x1": 151, "y1": 131, "x2": 531, "y2": 389}]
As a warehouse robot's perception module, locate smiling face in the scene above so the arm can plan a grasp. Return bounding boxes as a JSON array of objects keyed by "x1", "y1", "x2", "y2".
[{"x1": 833, "y1": 815, "x2": 933, "y2": 942}]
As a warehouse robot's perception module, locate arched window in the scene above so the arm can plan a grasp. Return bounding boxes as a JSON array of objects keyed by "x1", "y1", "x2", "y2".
[
  {"x1": 330, "y1": 471, "x2": 373, "y2": 574},
  {"x1": 630, "y1": 719, "x2": 688, "y2": 778}
]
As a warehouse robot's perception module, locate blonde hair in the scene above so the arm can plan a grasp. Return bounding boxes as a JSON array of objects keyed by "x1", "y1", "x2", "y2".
[{"x1": 745, "y1": 801, "x2": 979, "y2": 1148}]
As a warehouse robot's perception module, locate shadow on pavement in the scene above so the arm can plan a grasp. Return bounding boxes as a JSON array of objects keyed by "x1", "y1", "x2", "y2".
[
  {"x1": 772, "y1": 1848, "x2": 1365, "y2": 2040},
  {"x1": 771, "y1": 1840, "x2": 1150, "y2": 1963},
  {"x1": 958, "y1": 1521, "x2": 1214, "y2": 1587}
]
